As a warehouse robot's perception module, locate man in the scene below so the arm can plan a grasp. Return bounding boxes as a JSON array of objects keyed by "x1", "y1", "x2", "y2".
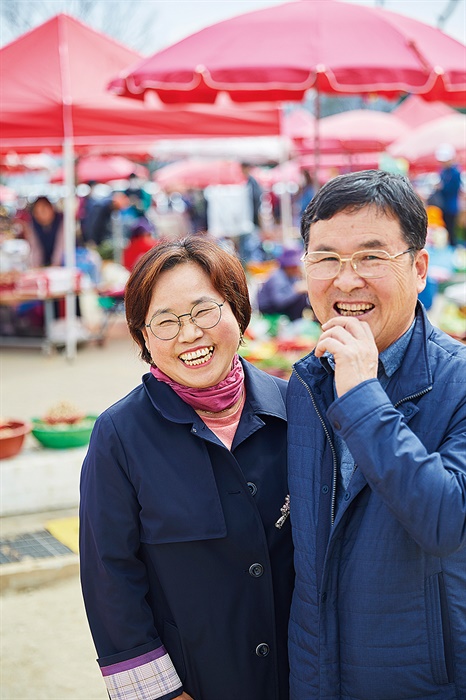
[
  {"x1": 435, "y1": 144, "x2": 462, "y2": 247},
  {"x1": 238, "y1": 162, "x2": 263, "y2": 262},
  {"x1": 287, "y1": 170, "x2": 466, "y2": 700},
  {"x1": 257, "y1": 247, "x2": 310, "y2": 321}
]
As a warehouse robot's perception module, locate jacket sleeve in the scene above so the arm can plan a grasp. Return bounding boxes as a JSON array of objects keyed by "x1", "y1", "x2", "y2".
[
  {"x1": 79, "y1": 413, "x2": 183, "y2": 700},
  {"x1": 327, "y1": 379, "x2": 466, "y2": 557}
]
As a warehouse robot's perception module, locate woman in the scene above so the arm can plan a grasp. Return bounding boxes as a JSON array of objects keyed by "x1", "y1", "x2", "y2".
[
  {"x1": 79, "y1": 237, "x2": 293, "y2": 700},
  {"x1": 23, "y1": 196, "x2": 64, "y2": 267}
]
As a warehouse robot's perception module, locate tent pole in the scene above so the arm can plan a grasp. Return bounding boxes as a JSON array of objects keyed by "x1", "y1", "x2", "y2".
[{"x1": 63, "y1": 137, "x2": 77, "y2": 361}]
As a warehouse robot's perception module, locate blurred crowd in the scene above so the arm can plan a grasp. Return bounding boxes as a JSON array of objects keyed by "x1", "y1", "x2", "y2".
[{"x1": 0, "y1": 153, "x2": 465, "y2": 346}]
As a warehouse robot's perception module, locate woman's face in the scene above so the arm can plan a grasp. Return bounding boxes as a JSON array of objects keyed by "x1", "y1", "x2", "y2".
[
  {"x1": 142, "y1": 261, "x2": 241, "y2": 388},
  {"x1": 32, "y1": 200, "x2": 55, "y2": 226}
]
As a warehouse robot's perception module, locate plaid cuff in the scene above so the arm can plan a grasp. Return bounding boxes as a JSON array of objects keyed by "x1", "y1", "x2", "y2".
[{"x1": 101, "y1": 646, "x2": 182, "y2": 700}]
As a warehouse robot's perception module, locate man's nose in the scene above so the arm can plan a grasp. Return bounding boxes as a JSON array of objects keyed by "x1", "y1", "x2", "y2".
[{"x1": 332, "y1": 260, "x2": 366, "y2": 291}]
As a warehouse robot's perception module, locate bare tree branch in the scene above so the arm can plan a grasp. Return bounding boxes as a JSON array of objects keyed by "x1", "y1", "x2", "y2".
[{"x1": 0, "y1": 0, "x2": 158, "y2": 51}]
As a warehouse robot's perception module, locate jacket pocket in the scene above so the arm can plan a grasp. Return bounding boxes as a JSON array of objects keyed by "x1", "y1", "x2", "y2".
[
  {"x1": 163, "y1": 620, "x2": 186, "y2": 683},
  {"x1": 425, "y1": 572, "x2": 453, "y2": 685}
]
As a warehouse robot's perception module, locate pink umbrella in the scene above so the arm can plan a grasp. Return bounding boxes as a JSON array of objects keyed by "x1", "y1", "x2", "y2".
[
  {"x1": 50, "y1": 155, "x2": 149, "y2": 184},
  {"x1": 392, "y1": 95, "x2": 456, "y2": 128},
  {"x1": 252, "y1": 161, "x2": 303, "y2": 188},
  {"x1": 388, "y1": 113, "x2": 466, "y2": 172},
  {"x1": 154, "y1": 159, "x2": 245, "y2": 190},
  {"x1": 299, "y1": 109, "x2": 411, "y2": 154},
  {"x1": 282, "y1": 109, "x2": 315, "y2": 142},
  {"x1": 109, "y1": 0, "x2": 466, "y2": 106}
]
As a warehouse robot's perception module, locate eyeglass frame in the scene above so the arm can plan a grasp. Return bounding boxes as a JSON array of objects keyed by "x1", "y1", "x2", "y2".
[
  {"x1": 145, "y1": 300, "x2": 225, "y2": 340},
  {"x1": 300, "y1": 247, "x2": 416, "y2": 280}
]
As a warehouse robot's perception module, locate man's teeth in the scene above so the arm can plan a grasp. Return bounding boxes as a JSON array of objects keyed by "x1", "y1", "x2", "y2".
[
  {"x1": 180, "y1": 346, "x2": 214, "y2": 365},
  {"x1": 336, "y1": 303, "x2": 374, "y2": 316}
]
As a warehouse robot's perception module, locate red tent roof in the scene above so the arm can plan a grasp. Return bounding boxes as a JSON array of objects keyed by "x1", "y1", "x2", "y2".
[{"x1": 0, "y1": 13, "x2": 281, "y2": 154}]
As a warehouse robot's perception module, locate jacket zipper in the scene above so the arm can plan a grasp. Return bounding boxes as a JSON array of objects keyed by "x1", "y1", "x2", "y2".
[
  {"x1": 292, "y1": 368, "x2": 339, "y2": 525},
  {"x1": 293, "y1": 371, "x2": 432, "y2": 526},
  {"x1": 393, "y1": 387, "x2": 432, "y2": 408}
]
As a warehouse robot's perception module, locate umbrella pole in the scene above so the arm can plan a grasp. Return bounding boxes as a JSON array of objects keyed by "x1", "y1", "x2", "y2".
[
  {"x1": 63, "y1": 137, "x2": 77, "y2": 361},
  {"x1": 278, "y1": 106, "x2": 294, "y2": 242},
  {"x1": 314, "y1": 88, "x2": 321, "y2": 188}
]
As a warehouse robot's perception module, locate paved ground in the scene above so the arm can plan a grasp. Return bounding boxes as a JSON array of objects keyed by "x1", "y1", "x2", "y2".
[
  {"x1": 0, "y1": 319, "x2": 144, "y2": 700},
  {"x1": 1, "y1": 316, "x2": 144, "y2": 420}
]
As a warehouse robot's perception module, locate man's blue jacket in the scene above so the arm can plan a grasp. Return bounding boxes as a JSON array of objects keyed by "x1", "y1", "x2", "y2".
[{"x1": 287, "y1": 303, "x2": 466, "y2": 700}]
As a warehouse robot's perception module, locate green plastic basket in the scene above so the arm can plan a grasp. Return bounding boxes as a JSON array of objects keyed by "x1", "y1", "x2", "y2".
[{"x1": 31, "y1": 416, "x2": 97, "y2": 449}]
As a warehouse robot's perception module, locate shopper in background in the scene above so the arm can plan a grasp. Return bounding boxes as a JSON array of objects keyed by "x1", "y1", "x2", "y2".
[{"x1": 435, "y1": 143, "x2": 462, "y2": 247}]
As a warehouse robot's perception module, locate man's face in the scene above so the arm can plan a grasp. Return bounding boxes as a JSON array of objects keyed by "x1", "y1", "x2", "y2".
[{"x1": 305, "y1": 206, "x2": 428, "y2": 353}]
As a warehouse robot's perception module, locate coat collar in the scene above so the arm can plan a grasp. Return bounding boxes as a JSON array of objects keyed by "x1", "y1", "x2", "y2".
[{"x1": 142, "y1": 357, "x2": 286, "y2": 425}]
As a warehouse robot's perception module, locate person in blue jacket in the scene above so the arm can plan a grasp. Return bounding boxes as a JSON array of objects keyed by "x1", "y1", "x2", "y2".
[
  {"x1": 79, "y1": 236, "x2": 293, "y2": 700},
  {"x1": 287, "y1": 170, "x2": 466, "y2": 700}
]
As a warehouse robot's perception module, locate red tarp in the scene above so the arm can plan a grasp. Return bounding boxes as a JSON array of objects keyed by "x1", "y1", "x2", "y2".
[{"x1": 0, "y1": 13, "x2": 281, "y2": 154}]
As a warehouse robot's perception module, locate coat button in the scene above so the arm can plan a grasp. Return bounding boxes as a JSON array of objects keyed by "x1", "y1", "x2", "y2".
[
  {"x1": 249, "y1": 563, "x2": 264, "y2": 577},
  {"x1": 321, "y1": 484, "x2": 329, "y2": 494},
  {"x1": 333, "y1": 420, "x2": 341, "y2": 430},
  {"x1": 247, "y1": 481, "x2": 257, "y2": 496},
  {"x1": 255, "y1": 643, "x2": 270, "y2": 657},
  {"x1": 344, "y1": 492, "x2": 351, "y2": 501}
]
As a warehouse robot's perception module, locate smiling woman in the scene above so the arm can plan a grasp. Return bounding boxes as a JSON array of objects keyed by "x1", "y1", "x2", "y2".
[{"x1": 79, "y1": 236, "x2": 294, "y2": 700}]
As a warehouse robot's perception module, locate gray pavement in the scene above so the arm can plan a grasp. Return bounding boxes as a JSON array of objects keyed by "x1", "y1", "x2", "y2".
[{"x1": 0, "y1": 318, "x2": 146, "y2": 589}]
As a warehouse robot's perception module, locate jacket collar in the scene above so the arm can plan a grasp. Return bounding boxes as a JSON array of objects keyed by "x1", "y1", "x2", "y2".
[
  {"x1": 142, "y1": 356, "x2": 286, "y2": 425},
  {"x1": 293, "y1": 302, "x2": 433, "y2": 405}
]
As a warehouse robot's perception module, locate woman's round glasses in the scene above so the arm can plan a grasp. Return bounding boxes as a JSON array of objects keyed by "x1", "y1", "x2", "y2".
[
  {"x1": 301, "y1": 248, "x2": 415, "y2": 280},
  {"x1": 146, "y1": 300, "x2": 224, "y2": 340}
]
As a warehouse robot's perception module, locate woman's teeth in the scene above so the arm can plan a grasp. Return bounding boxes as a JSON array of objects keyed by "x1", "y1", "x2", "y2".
[
  {"x1": 180, "y1": 346, "x2": 214, "y2": 366},
  {"x1": 335, "y1": 303, "x2": 374, "y2": 316}
]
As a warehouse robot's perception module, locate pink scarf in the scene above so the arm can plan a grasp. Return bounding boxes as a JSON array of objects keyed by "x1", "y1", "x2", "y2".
[{"x1": 150, "y1": 354, "x2": 245, "y2": 413}]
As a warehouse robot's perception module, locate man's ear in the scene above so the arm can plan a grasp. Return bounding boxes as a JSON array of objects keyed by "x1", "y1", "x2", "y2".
[{"x1": 415, "y1": 248, "x2": 429, "y2": 294}]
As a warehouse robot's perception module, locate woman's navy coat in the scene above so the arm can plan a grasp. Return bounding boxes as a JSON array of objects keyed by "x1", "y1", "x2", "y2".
[{"x1": 80, "y1": 358, "x2": 294, "y2": 700}]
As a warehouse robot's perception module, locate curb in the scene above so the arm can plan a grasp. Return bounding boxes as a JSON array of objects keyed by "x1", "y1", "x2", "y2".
[{"x1": 0, "y1": 553, "x2": 79, "y2": 593}]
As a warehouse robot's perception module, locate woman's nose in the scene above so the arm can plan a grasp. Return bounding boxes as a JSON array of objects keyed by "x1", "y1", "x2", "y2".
[{"x1": 177, "y1": 316, "x2": 204, "y2": 341}]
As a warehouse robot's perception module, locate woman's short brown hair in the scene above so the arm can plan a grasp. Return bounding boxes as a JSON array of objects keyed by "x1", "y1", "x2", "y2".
[{"x1": 125, "y1": 236, "x2": 252, "y2": 364}]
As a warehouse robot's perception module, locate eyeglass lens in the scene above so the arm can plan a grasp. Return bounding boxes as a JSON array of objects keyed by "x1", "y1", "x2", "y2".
[
  {"x1": 305, "y1": 250, "x2": 396, "y2": 280},
  {"x1": 149, "y1": 301, "x2": 222, "y2": 339}
]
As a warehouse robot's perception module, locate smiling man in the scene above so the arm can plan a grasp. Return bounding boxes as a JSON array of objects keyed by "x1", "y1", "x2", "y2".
[{"x1": 287, "y1": 170, "x2": 466, "y2": 700}]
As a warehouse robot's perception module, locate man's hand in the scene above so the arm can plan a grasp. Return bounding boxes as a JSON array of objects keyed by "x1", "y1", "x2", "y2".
[
  {"x1": 175, "y1": 693, "x2": 194, "y2": 700},
  {"x1": 314, "y1": 316, "x2": 379, "y2": 396}
]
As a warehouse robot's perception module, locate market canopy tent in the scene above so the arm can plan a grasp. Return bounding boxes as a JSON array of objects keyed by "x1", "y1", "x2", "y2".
[
  {"x1": 0, "y1": 13, "x2": 282, "y2": 357},
  {"x1": 110, "y1": 0, "x2": 466, "y2": 106},
  {"x1": 0, "y1": 13, "x2": 282, "y2": 154}
]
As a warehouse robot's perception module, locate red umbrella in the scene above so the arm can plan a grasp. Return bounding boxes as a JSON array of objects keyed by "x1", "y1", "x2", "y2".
[
  {"x1": 299, "y1": 109, "x2": 411, "y2": 154},
  {"x1": 50, "y1": 156, "x2": 149, "y2": 184},
  {"x1": 388, "y1": 113, "x2": 466, "y2": 172},
  {"x1": 154, "y1": 159, "x2": 245, "y2": 190},
  {"x1": 109, "y1": 0, "x2": 466, "y2": 106}
]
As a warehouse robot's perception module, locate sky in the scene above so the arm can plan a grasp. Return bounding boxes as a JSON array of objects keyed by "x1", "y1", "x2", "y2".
[
  {"x1": 146, "y1": 0, "x2": 465, "y2": 52},
  {"x1": 1, "y1": 0, "x2": 465, "y2": 51}
]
